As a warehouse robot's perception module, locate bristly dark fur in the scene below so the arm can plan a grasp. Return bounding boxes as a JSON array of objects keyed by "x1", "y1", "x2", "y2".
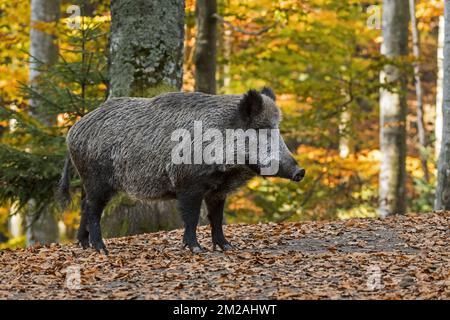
[
  {"x1": 62, "y1": 89, "x2": 301, "y2": 254},
  {"x1": 239, "y1": 89, "x2": 263, "y2": 121},
  {"x1": 261, "y1": 87, "x2": 276, "y2": 102}
]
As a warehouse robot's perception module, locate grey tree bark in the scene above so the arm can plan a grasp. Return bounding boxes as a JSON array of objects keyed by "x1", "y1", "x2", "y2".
[
  {"x1": 436, "y1": 15, "x2": 445, "y2": 159},
  {"x1": 26, "y1": 0, "x2": 61, "y2": 245},
  {"x1": 409, "y1": 0, "x2": 429, "y2": 182},
  {"x1": 109, "y1": 0, "x2": 184, "y2": 98},
  {"x1": 29, "y1": 0, "x2": 60, "y2": 123},
  {"x1": 194, "y1": 0, "x2": 217, "y2": 94},
  {"x1": 379, "y1": 0, "x2": 409, "y2": 217},
  {"x1": 435, "y1": 1, "x2": 450, "y2": 210},
  {"x1": 104, "y1": 0, "x2": 186, "y2": 236}
]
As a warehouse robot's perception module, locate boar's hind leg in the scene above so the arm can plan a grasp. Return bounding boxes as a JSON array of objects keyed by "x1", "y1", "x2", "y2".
[
  {"x1": 84, "y1": 188, "x2": 113, "y2": 254},
  {"x1": 177, "y1": 192, "x2": 205, "y2": 253},
  {"x1": 77, "y1": 198, "x2": 89, "y2": 249},
  {"x1": 205, "y1": 195, "x2": 233, "y2": 251}
]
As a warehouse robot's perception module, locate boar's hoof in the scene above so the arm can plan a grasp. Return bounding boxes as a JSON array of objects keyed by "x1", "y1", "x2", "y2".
[
  {"x1": 92, "y1": 241, "x2": 109, "y2": 255},
  {"x1": 191, "y1": 246, "x2": 205, "y2": 254},
  {"x1": 95, "y1": 247, "x2": 109, "y2": 255},
  {"x1": 78, "y1": 239, "x2": 90, "y2": 250},
  {"x1": 213, "y1": 241, "x2": 234, "y2": 251},
  {"x1": 183, "y1": 242, "x2": 205, "y2": 254}
]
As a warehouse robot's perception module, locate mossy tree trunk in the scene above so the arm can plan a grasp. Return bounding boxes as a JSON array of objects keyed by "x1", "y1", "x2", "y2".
[
  {"x1": 109, "y1": 0, "x2": 184, "y2": 98},
  {"x1": 104, "y1": 0, "x2": 186, "y2": 237}
]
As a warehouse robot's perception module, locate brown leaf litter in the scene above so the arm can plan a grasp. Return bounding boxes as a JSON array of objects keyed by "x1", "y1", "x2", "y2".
[{"x1": 0, "y1": 212, "x2": 448, "y2": 299}]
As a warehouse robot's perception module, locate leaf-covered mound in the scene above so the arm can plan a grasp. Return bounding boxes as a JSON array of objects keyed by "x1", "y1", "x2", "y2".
[{"x1": 0, "y1": 212, "x2": 448, "y2": 299}]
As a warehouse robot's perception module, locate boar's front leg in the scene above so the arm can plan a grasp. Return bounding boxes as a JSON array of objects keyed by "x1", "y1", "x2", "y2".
[
  {"x1": 177, "y1": 191, "x2": 204, "y2": 253},
  {"x1": 205, "y1": 195, "x2": 233, "y2": 251}
]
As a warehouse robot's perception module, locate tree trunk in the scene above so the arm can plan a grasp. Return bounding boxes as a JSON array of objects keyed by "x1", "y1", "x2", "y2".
[
  {"x1": 8, "y1": 203, "x2": 23, "y2": 239},
  {"x1": 80, "y1": 0, "x2": 96, "y2": 16},
  {"x1": 105, "y1": 0, "x2": 186, "y2": 237},
  {"x1": 221, "y1": 29, "x2": 232, "y2": 90},
  {"x1": 109, "y1": 0, "x2": 184, "y2": 98},
  {"x1": 436, "y1": 15, "x2": 445, "y2": 160},
  {"x1": 435, "y1": 1, "x2": 450, "y2": 210},
  {"x1": 379, "y1": 0, "x2": 409, "y2": 217},
  {"x1": 29, "y1": 0, "x2": 59, "y2": 84},
  {"x1": 409, "y1": 0, "x2": 429, "y2": 182},
  {"x1": 26, "y1": 0, "x2": 60, "y2": 245},
  {"x1": 339, "y1": 107, "x2": 351, "y2": 159},
  {"x1": 194, "y1": 0, "x2": 217, "y2": 94}
]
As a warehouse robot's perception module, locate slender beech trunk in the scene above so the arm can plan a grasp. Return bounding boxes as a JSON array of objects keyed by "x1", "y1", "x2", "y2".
[
  {"x1": 409, "y1": 0, "x2": 429, "y2": 182},
  {"x1": 339, "y1": 105, "x2": 351, "y2": 159},
  {"x1": 222, "y1": 29, "x2": 232, "y2": 89},
  {"x1": 436, "y1": 15, "x2": 445, "y2": 160},
  {"x1": 435, "y1": 1, "x2": 450, "y2": 210},
  {"x1": 26, "y1": 0, "x2": 60, "y2": 245},
  {"x1": 29, "y1": 0, "x2": 60, "y2": 123},
  {"x1": 104, "y1": 0, "x2": 185, "y2": 237},
  {"x1": 379, "y1": 0, "x2": 409, "y2": 217},
  {"x1": 194, "y1": 0, "x2": 217, "y2": 94}
]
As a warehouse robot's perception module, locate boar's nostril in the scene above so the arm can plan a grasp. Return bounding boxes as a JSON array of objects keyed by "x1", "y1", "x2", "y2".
[{"x1": 292, "y1": 168, "x2": 305, "y2": 182}]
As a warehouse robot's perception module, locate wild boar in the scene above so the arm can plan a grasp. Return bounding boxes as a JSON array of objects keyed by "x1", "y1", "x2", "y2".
[{"x1": 59, "y1": 88, "x2": 305, "y2": 254}]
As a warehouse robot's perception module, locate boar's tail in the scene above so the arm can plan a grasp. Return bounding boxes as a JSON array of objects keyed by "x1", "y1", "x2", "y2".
[{"x1": 57, "y1": 154, "x2": 72, "y2": 209}]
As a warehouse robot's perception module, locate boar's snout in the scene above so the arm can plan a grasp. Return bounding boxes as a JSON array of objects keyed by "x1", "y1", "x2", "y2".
[{"x1": 291, "y1": 168, "x2": 306, "y2": 182}]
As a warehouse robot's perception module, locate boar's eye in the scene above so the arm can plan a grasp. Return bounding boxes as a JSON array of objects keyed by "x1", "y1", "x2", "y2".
[{"x1": 239, "y1": 89, "x2": 263, "y2": 121}]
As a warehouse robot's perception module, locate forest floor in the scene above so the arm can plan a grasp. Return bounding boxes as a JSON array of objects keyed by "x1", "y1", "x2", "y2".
[{"x1": 0, "y1": 212, "x2": 448, "y2": 299}]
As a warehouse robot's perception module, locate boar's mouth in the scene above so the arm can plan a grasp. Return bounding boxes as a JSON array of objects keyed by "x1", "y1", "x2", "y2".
[{"x1": 245, "y1": 164, "x2": 305, "y2": 182}]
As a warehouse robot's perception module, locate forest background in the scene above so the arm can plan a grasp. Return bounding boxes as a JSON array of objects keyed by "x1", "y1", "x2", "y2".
[{"x1": 0, "y1": 0, "x2": 445, "y2": 248}]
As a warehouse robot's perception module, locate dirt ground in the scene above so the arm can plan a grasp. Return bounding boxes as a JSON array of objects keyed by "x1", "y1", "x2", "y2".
[{"x1": 0, "y1": 212, "x2": 448, "y2": 299}]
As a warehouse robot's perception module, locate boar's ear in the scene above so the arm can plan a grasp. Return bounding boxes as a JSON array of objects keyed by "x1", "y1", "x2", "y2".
[
  {"x1": 239, "y1": 89, "x2": 263, "y2": 121},
  {"x1": 261, "y1": 87, "x2": 276, "y2": 102}
]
